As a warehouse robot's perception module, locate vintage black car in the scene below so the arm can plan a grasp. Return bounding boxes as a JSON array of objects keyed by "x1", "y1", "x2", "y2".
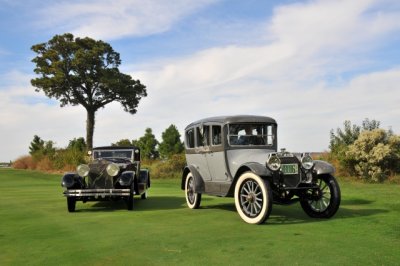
[
  {"x1": 61, "y1": 146, "x2": 150, "y2": 212},
  {"x1": 181, "y1": 115, "x2": 341, "y2": 224}
]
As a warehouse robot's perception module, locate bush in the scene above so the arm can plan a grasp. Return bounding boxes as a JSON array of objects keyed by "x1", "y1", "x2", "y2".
[
  {"x1": 36, "y1": 156, "x2": 54, "y2": 172},
  {"x1": 12, "y1": 148, "x2": 87, "y2": 173},
  {"x1": 12, "y1": 155, "x2": 37, "y2": 169},
  {"x1": 52, "y1": 149, "x2": 87, "y2": 171},
  {"x1": 147, "y1": 154, "x2": 186, "y2": 179},
  {"x1": 346, "y1": 129, "x2": 400, "y2": 182}
]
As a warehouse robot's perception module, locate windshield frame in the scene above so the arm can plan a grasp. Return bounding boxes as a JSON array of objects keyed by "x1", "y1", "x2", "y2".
[
  {"x1": 228, "y1": 123, "x2": 276, "y2": 147},
  {"x1": 93, "y1": 149, "x2": 134, "y2": 161}
]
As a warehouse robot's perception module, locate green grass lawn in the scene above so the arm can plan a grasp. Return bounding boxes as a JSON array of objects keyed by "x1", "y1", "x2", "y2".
[{"x1": 0, "y1": 169, "x2": 399, "y2": 265}]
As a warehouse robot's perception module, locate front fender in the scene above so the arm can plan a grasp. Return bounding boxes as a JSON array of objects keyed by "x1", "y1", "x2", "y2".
[
  {"x1": 61, "y1": 172, "x2": 82, "y2": 188},
  {"x1": 234, "y1": 162, "x2": 273, "y2": 179},
  {"x1": 226, "y1": 162, "x2": 273, "y2": 197},
  {"x1": 119, "y1": 171, "x2": 135, "y2": 187},
  {"x1": 314, "y1": 160, "x2": 335, "y2": 175},
  {"x1": 181, "y1": 165, "x2": 205, "y2": 193}
]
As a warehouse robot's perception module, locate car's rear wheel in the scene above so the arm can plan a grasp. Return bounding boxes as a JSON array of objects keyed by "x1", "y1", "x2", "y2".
[
  {"x1": 67, "y1": 197, "x2": 76, "y2": 212},
  {"x1": 300, "y1": 174, "x2": 341, "y2": 218},
  {"x1": 234, "y1": 172, "x2": 272, "y2": 224},
  {"x1": 185, "y1": 172, "x2": 201, "y2": 209}
]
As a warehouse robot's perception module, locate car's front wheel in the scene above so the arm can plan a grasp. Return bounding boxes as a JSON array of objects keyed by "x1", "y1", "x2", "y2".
[
  {"x1": 127, "y1": 187, "x2": 134, "y2": 210},
  {"x1": 234, "y1": 172, "x2": 272, "y2": 224},
  {"x1": 67, "y1": 197, "x2": 76, "y2": 212},
  {"x1": 141, "y1": 190, "x2": 148, "y2": 200},
  {"x1": 185, "y1": 172, "x2": 201, "y2": 209},
  {"x1": 300, "y1": 174, "x2": 341, "y2": 218}
]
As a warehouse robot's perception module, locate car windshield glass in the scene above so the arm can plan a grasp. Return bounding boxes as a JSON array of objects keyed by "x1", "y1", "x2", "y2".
[
  {"x1": 93, "y1": 150, "x2": 133, "y2": 160},
  {"x1": 228, "y1": 123, "x2": 274, "y2": 146}
]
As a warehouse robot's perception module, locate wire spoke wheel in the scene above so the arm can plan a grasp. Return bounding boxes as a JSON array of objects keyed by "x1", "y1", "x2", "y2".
[
  {"x1": 234, "y1": 172, "x2": 272, "y2": 224},
  {"x1": 308, "y1": 178, "x2": 331, "y2": 212},
  {"x1": 300, "y1": 174, "x2": 341, "y2": 218},
  {"x1": 240, "y1": 180, "x2": 263, "y2": 217},
  {"x1": 185, "y1": 172, "x2": 201, "y2": 209}
]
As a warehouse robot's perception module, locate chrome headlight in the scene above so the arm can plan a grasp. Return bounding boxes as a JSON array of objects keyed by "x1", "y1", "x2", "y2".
[
  {"x1": 77, "y1": 164, "x2": 90, "y2": 177},
  {"x1": 301, "y1": 154, "x2": 314, "y2": 170},
  {"x1": 106, "y1": 163, "x2": 120, "y2": 177},
  {"x1": 266, "y1": 154, "x2": 281, "y2": 171}
]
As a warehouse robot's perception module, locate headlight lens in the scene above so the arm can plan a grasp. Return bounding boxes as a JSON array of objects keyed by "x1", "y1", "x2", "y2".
[
  {"x1": 301, "y1": 154, "x2": 314, "y2": 170},
  {"x1": 106, "y1": 163, "x2": 120, "y2": 177},
  {"x1": 266, "y1": 154, "x2": 281, "y2": 171},
  {"x1": 77, "y1": 164, "x2": 90, "y2": 177}
]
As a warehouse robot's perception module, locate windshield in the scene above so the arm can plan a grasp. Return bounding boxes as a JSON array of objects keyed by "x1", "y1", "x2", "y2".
[
  {"x1": 228, "y1": 123, "x2": 275, "y2": 146},
  {"x1": 93, "y1": 150, "x2": 133, "y2": 160}
]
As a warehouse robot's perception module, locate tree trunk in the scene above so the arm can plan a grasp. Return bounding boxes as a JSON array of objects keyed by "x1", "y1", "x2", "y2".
[{"x1": 86, "y1": 109, "x2": 96, "y2": 151}]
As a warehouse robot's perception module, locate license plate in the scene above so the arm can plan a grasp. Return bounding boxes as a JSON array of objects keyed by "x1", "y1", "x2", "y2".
[{"x1": 281, "y1": 164, "x2": 298, "y2": 175}]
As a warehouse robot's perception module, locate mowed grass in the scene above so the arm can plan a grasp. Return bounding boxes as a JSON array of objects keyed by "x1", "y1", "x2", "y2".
[{"x1": 0, "y1": 169, "x2": 399, "y2": 265}]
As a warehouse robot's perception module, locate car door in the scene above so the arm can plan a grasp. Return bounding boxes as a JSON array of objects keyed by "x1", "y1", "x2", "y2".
[
  {"x1": 205, "y1": 124, "x2": 228, "y2": 182},
  {"x1": 194, "y1": 125, "x2": 212, "y2": 181}
]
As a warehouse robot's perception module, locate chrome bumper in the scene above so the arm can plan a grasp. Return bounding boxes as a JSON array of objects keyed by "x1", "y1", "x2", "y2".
[{"x1": 64, "y1": 189, "x2": 131, "y2": 197}]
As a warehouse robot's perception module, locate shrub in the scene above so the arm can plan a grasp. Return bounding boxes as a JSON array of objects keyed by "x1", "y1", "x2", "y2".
[
  {"x1": 12, "y1": 155, "x2": 36, "y2": 169},
  {"x1": 36, "y1": 156, "x2": 54, "y2": 172},
  {"x1": 346, "y1": 129, "x2": 400, "y2": 182},
  {"x1": 52, "y1": 148, "x2": 87, "y2": 171},
  {"x1": 148, "y1": 153, "x2": 186, "y2": 179}
]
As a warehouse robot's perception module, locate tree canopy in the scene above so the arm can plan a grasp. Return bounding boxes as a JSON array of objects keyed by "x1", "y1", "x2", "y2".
[
  {"x1": 159, "y1": 124, "x2": 184, "y2": 158},
  {"x1": 136, "y1": 128, "x2": 159, "y2": 160},
  {"x1": 31, "y1": 33, "x2": 147, "y2": 150}
]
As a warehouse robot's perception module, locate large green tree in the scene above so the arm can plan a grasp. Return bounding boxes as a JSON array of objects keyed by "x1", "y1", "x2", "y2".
[
  {"x1": 136, "y1": 128, "x2": 159, "y2": 159},
  {"x1": 159, "y1": 124, "x2": 184, "y2": 158},
  {"x1": 31, "y1": 33, "x2": 147, "y2": 150},
  {"x1": 112, "y1": 139, "x2": 133, "y2": 147},
  {"x1": 29, "y1": 135, "x2": 55, "y2": 161}
]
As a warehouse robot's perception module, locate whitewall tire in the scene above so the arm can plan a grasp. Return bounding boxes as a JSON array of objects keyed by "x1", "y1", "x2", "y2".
[
  {"x1": 185, "y1": 172, "x2": 201, "y2": 209},
  {"x1": 234, "y1": 172, "x2": 272, "y2": 224}
]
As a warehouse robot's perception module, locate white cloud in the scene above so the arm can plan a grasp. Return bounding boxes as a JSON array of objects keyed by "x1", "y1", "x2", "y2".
[
  {"x1": 38, "y1": 0, "x2": 218, "y2": 39},
  {"x1": 126, "y1": 0, "x2": 400, "y2": 152},
  {"x1": 1, "y1": 0, "x2": 400, "y2": 162}
]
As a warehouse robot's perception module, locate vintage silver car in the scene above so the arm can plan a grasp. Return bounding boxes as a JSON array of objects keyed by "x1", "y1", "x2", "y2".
[
  {"x1": 181, "y1": 115, "x2": 341, "y2": 224},
  {"x1": 61, "y1": 146, "x2": 150, "y2": 212}
]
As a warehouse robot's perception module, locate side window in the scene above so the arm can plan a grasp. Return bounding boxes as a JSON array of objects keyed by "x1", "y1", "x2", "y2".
[
  {"x1": 212, "y1": 125, "x2": 222, "y2": 145},
  {"x1": 266, "y1": 125, "x2": 274, "y2": 145},
  {"x1": 196, "y1": 126, "x2": 210, "y2": 147},
  {"x1": 203, "y1": 126, "x2": 210, "y2": 146},
  {"x1": 186, "y1": 128, "x2": 195, "y2": 148}
]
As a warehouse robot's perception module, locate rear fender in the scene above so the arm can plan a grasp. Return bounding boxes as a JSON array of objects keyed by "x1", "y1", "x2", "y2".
[{"x1": 181, "y1": 165, "x2": 205, "y2": 193}]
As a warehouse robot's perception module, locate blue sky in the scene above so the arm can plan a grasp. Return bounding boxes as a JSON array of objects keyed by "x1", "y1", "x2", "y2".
[{"x1": 1, "y1": 0, "x2": 400, "y2": 161}]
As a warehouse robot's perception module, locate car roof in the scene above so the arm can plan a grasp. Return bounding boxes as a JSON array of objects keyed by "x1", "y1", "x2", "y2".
[
  {"x1": 185, "y1": 115, "x2": 277, "y2": 130},
  {"x1": 92, "y1": 146, "x2": 138, "y2": 150}
]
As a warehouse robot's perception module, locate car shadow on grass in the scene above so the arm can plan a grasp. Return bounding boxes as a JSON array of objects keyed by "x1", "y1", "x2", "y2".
[
  {"x1": 197, "y1": 199, "x2": 388, "y2": 225},
  {"x1": 74, "y1": 196, "x2": 186, "y2": 212}
]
